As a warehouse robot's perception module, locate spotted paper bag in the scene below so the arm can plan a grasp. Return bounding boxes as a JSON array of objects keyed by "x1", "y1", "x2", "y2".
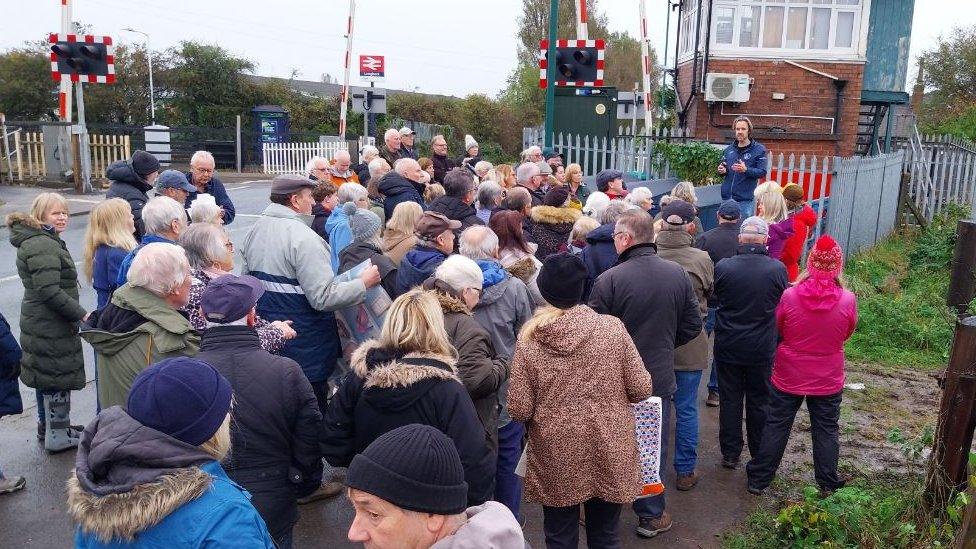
[{"x1": 634, "y1": 396, "x2": 664, "y2": 498}]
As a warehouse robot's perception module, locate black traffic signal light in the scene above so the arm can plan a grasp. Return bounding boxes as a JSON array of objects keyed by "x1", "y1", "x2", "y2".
[
  {"x1": 539, "y1": 39, "x2": 605, "y2": 87},
  {"x1": 50, "y1": 41, "x2": 110, "y2": 78}
]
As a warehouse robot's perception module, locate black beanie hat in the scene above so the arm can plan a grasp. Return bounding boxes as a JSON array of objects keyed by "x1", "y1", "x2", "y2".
[
  {"x1": 346, "y1": 424, "x2": 468, "y2": 514},
  {"x1": 130, "y1": 150, "x2": 161, "y2": 177},
  {"x1": 537, "y1": 252, "x2": 587, "y2": 309}
]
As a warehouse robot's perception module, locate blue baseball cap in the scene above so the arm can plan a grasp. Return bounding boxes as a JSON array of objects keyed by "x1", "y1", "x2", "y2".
[
  {"x1": 155, "y1": 169, "x2": 196, "y2": 193},
  {"x1": 718, "y1": 199, "x2": 742, "y2": 220},
  {"x1": 201, "y1": 274, "x2": 265, "y2": 323}
]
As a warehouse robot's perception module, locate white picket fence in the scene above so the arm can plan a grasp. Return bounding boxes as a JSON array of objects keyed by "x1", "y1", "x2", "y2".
[{"x1": 262, "y1": 136, "x2": 375, "y2": 175}]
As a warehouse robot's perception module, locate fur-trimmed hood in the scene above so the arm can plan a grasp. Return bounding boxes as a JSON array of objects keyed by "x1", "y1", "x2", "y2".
[
  {"x1": 351, "y1": 340, "x2": 459, "y2": 393},
  {"x1": 425, "y1": 283, "x2": 473, "y2": 316},
  {"x1": 6, "y1": 212, "x2": 53, "y2": 248},
  {"x1": 502, "y1": 255, "x2": 538, "y2": 284},
  {"x1": 531, "y1": 205, "x2": 581, "y2": 226},
  {"x1": 66, "y1": 406, "x2": 217, "y2": 543}
]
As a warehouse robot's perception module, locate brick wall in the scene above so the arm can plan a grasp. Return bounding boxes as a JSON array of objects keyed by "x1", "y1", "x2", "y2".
[{"x1": 675, "y1": 58, "x2": 865, "y2": 157}]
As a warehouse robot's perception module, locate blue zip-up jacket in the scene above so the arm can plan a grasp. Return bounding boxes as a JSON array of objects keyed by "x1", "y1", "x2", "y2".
[
  {"x1": 93, "y1": 245, "x2": 129, "y2": 309},
  {"x1": 115, "y1": 234, "x2": 177, "y2": 287},
  {"x1": 719, "y1": 140, "x2": 769, "y2": 202},
  {"x1": 324, "y1": 206, "x2": 352, "y2": 272},
  {"x1": 394, "y1": 245, "x2": 448, "y2": 297},
  {"x1": 184, "y1": 173, "x2": 236, "y2": 224}
]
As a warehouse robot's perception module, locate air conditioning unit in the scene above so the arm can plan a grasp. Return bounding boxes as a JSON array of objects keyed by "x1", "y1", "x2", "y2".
[{"x1": 705, "y1": 73, "x2": 751, "y2": 103}]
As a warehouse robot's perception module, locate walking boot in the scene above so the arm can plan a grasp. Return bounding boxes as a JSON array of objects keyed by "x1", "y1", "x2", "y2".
[
  {"x1": 43, "y1": 391, "x2": 80, "y2": 453},
  {"x1": 0, "y1": 476, "x2": 26, "y2": 495}
]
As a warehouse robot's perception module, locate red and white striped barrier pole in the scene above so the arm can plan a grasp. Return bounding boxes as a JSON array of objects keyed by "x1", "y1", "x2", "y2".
[
  {"x1": 338, "y1": 0, "x2": 356, "y2": 141},
  {"x1": 639, "y1": 0, "x2": 654, "y2": 134},
  {"x1": 575, "y1": 0, "x2": 588, "y2": 40},
  {"x1": 59, "y1": 0, "x2": 72, "y2": 121}
]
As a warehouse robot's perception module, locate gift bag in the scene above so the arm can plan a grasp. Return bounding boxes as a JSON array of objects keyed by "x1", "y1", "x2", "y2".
[{"x1": 634, "y1": 396, "x2": 664, "y2": 498}]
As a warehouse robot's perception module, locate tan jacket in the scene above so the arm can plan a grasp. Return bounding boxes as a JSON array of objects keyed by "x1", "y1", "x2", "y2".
[
  {"x1": 381, "y1": 229, "x2": 417, "y2": 267},
  {"x1": 509, "y1": 305, "x2": 652, "y2": 507},
  {"x1": 656, "y1": 228, "x2": 714, "y2": 371}
]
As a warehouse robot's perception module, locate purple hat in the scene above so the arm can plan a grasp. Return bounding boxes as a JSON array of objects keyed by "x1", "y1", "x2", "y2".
[{"x1": 201, "y1": 274, "x2": 265, "y2": 323}]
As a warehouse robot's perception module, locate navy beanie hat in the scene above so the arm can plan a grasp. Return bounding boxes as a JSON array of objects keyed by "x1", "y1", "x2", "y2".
[
  {"x1": 130, "y1": 150, "x2": 161, "y2": 177},
  {"x1": 346, "y1": 424, "x2": 468, "y2": 514},
  {"x1": 127, "y1": 357, "x2": 233, "y2": 446}
]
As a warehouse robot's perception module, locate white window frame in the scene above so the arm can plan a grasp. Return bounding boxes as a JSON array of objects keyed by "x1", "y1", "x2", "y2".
[{"x1": 692, "y1": 0, "x2": 870, "y2": 62}]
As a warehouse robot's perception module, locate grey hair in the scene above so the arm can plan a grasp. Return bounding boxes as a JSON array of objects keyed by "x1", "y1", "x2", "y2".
[
  {"x1": 190, "y1": 150, "x2": 214, "y2": 167},
  {"x1": 305, "y1": 155, "x2": 329, "y2": 177},
  {"x1": 515, "y1": 162, "x2": 540, "y2": 184},
  {"x1": 394, "y1": 158, "x2": 420, "y2": 176},
  {"x1": 361, "y1": 145, "x2": 379, "y2": 162},
  {"x1": 142, "y1": 196, "x2": 187, "y2": 236},
  {"x1": 337, "y1": 182, "x2": 367, "y2": 204},
  {"x1": 433, "y1": 255, "x2": 484, "y2": 292},
  {"x1": 178, "y1": 222, "x2": 229, "y2": 270},
  {"x1": 334, "y1": 149, "x2": 351, "y2": 162},
  {"x1": 625, "y1": 187, "x2": 653, "y2": 208},
  {"x1": 601, "y1": 200, "x2": 633, "y2": 225},
  {"x1": 522, "y1": 145, "x2": 541, "y2": 160},
  {"x1": 473, "y1": 160, "x2": 494, "y2": 177},
  {"x1": 459, "y1": 226, "x2": 499, "y2": 260},
  {"x1": 384, "y1": 128, "x2": 400, "y2": 141},
  {"x1": 189, "y1": 195, "x2": 221, "y2": 224},
  {"x1": 368, "y1": 157, "x2": 391, "y2": 179},
  {"x1": 477, "y1": 181, "x2": 503, "y2": 209},
  {"x1": 671, "y1": 181, "x2": 698, "y2": 205},
  {"x1": 127, "y1": 242, "x2": 190, "y2": 297}
]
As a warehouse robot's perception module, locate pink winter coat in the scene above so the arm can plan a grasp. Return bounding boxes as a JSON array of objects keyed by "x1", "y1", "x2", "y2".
[{"x1": 771, "y1": 278, "x2": 857, "y2": 396}]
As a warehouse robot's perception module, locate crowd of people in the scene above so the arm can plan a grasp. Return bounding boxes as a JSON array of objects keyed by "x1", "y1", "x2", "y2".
[{"x1": 0, "y1": 116, "x2": 859, "y2": 548}]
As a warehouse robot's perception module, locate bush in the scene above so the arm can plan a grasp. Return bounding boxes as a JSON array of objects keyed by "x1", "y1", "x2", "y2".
[{"x1": 652, "y1": 141, "x2": 723, "y2": 185}]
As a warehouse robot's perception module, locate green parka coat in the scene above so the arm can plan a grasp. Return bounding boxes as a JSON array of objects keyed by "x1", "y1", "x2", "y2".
[{"x1": 7, "y1": 212, "x2": 87, "y2": 391}]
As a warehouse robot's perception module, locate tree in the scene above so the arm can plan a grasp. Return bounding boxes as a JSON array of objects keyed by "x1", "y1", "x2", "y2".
[
  {"x1": 918, "y1": 26, "x2": 976, "y2": 139},
  {"x1": 0, "y1": 43, "x2": 57, "y2": 120},
  {"x1": 83, "y1": 44, "x2": 155, "y2": 125},
  {"x1": 159, "y1": 41, "x2": 260, "y2": 127}
]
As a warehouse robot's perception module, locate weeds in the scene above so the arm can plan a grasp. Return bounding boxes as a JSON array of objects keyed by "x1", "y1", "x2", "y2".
[{"x1": 844, "y1": 205, "x2": 968, "y2": 369}]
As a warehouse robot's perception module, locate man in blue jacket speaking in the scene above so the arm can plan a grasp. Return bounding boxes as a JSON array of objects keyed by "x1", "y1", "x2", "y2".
[{"x1": 717, "y1": 116, "x2": 768, "y2": 217}]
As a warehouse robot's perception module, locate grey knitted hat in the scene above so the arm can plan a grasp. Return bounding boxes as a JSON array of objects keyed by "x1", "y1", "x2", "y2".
[{"x1": 343, "y1": 202, "x2": 382, "y2": 242}]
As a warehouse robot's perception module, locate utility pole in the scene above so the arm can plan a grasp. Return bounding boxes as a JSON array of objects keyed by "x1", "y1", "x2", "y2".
[
  {"x1": 543, "y1": 0, "x2": 559, "y2": 148},
  {"x1": 338, "y1": 0, "x2": 356, "y2": 141},
  {"x1": 575, "y1": 0, "x2": 588, "y2": 39}
]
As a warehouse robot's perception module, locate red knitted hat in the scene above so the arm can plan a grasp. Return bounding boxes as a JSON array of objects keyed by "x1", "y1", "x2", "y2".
[{"x1": 807, "y1": 235, "x2": 843, "y2": 278}]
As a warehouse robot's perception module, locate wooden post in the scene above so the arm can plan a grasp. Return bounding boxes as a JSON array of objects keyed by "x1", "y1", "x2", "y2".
[
  {"x1": 926, "y1": 318, "x2": 976, "y2": 513},
  {"x1": 955, "y1": 482, "x2": 976, "y2": 548},
  {"x1": 948, "y1": 220, "x2": 976, "y2": 317}
]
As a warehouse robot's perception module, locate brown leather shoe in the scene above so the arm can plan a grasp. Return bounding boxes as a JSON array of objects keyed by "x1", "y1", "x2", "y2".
[
  {"x1": 297, "y1": 480, "x2": 344, "y2": 505},
  {"x1": 676, "y1": 470, "x2": 701, "y2": 491},
  {"x1": 636, "y1": 511, "x2": 673, "y2": 538},
  {"x1": 706, "y1": 390, "x2": 720, "y2": 407}
]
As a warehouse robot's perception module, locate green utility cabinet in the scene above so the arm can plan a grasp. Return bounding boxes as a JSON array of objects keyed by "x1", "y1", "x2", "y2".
[{"x1": 552, "y1": 86, "x2": 617, "y2": 173}]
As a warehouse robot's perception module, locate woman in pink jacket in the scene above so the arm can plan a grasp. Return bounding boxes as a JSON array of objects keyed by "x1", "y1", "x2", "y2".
[{"x1": 745, "y1": 235, "x2": 857, "y2": 496}]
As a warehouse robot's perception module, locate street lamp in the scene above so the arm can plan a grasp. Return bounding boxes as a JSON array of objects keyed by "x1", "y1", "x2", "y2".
[{"x1": 121, "y1": 27, "x2": 156, "y2": 125}]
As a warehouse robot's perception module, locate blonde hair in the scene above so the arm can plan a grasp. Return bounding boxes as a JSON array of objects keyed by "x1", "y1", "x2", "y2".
[
  {"x1": 386, "y1": 201, "x2": 424, "y2": 234},
  {"x1": 379, "y1": 290, "x2": 457, "y2": 358},
  {"x1": 565, "y1": 163, "x2": 583, "y2": 181},
  {"x1": 424, "y1": 183, "x2": 445, "y2": 203},
  {"x1": 757, "y1": 190, "x2": 788, "y2": 223},
  {"x1": 671, "y1": 181, "x2": 698, "y2": 205},
  {"x1": 199, "y1": 413, "x2": 231, "y2": 461},
  {"x1": 570, "y1": 215, "x2": 599, "y2": 241},
  {"x1": 82, "y1": 198, "x2": 138, "y2": 282},
  {"x1": 30, "y1": 192, "x2": 69, "y2": 224},
  {"x1": 495, "y1": 164, "x2": 515, "y2": 188},
  {"x1": 519, "y1": 305, "x2": 569, "y2": 341}
]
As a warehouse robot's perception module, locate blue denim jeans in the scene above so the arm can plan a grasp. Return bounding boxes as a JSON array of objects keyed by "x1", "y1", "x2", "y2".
[
  {"x1": 673, "y1": 371, "x2": 703, "y2": 475},
  {"x1": 495, "y1": 421, "x2": 525, "y2": 520},
  {"x1": 633, "y1": 396, "x2": 672, "y2": 519},
  {"x1": 705, "y1": 307, "x2": 718, "y2": 392},
  {"x1": 738, "y1": 199, "x2": 756, "y2": 218}
]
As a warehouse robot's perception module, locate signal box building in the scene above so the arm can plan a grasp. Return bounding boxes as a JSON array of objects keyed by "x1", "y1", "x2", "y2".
[{"x1": 671, "y1": 0, "x2": 916, "y2": 156}]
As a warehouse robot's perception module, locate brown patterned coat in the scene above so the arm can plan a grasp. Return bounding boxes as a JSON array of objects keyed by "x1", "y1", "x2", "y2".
[{"x1": 508, "y1": 305, "x2": 653, "y2": 507}]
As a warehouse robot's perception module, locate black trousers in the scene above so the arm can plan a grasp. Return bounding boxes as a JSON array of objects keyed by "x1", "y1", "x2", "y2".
[
  {"x1": 543, "y1": 498, "x2": 622, "y2": 549},
  {"x1": 717, "y1": 360, "x2": 771, "y2": 461},
  {"x1": 298, "y1": 380, "x2": 332, "y2": 498},
  {"x1": 746, "y1": 387, "x2": 842, "y2": 491}
]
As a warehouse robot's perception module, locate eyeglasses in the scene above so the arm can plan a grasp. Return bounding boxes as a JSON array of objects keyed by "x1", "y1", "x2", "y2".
[
  {"x1": 192, "y1": 167, "x2": 215, "y2": 174},
  {"x1": 612, "y1": 231, "x2": 631, "y2": 239},
  {"x1": 224, "y1": 240, "x2": 235, "y2": 252},
  {"x1": 467, "y1": 287, "x2": 483, "y2": 297}
]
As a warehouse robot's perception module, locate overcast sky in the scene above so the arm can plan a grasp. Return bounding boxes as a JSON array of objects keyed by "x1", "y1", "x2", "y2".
[{"x1": 1, "y1": 0, "x2": 972, "y2": 97}]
